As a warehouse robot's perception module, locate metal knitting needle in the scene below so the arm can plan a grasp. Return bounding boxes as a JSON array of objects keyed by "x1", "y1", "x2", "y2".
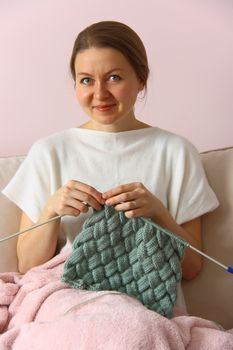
[
  {"x1": 187, "y1": 244, "x2": 233, "y2": 273},
  {"x1": 142, "y1": 218, "x2": 233, "y2": 275},
  {"x1": 1, "y1": 213, "x2": 233, "y2": 275},
  {"x1": 0, "y1": 215, "x2": 63, "y2": 243},
  {"x1": 0, "y1": 202, "x2": 90, "y2": 243}
]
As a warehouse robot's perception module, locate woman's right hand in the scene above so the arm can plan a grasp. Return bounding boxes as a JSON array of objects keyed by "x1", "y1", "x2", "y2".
[
  {"x1": 45, "y1": 180, "x2": 105, "y2": 217},
  {"x1": 17, "y1": 180, "x2": 104, "y2": 273}
]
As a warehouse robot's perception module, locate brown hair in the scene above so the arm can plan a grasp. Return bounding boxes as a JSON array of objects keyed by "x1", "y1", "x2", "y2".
[{"x1": 70, "y1": 21, "x2": 149, "y2": 89}]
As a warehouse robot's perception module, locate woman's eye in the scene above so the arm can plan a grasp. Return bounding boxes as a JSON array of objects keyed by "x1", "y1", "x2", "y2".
[
  {"x1": 109, "y1": 75, "x2": 121, "y2": 82},
  {"x1": 80, "y1": 77, "x2": 93, "y2": 85}
]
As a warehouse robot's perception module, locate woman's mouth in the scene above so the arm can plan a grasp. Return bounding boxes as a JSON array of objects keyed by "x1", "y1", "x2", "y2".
[{"x1": 94, "y1": 104, "x2": 116, "y2": 112}]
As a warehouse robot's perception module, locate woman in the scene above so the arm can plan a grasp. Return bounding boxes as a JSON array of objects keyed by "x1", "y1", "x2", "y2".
[{"x1": 2, "y1": 20, "x2": 218, "y2": 298}]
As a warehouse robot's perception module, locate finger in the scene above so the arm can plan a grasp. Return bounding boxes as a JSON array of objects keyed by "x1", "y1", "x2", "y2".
[
  {"x1": 64, "y1": 207, "x2": 81, "y2": 217},
  {"x1": 124, "y1": 208, "x2": 145, "y2": 219},
  {"x1": 103, "y1": 183, "x2": 137, "y2": 200},
  {"x1": 66, "y1": 197, "x2": 90, "y2": 213},
  {"x1": 105, "y1": 190, "x2": 136, "y2": 206},
  {"x1": 114, "y1": 200, "x2": 139, "y2": 212},
  {"x1": 66, "y1": 180, "x2": 104, "y2": 205},
  {"x1": 75, "y1": 190, "x2": 103, "y2": 211},
  {"x1": 56, "y1": 194, "x2": 88, "y2": 216},
  {"x1": 56, "y1": 203, "x2": 81, "y2": 217},
  {"x1": 64, "y1": 188, "x2": 102, "y2": 212},
  {"x1": 65, "y1": 181, "x2": 104, "y2": 210}
]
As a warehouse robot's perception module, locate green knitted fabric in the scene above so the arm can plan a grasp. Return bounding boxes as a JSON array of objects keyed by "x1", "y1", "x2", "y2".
[{"x1": 61, "y1": 205, "x2": 187, "y2": 318}]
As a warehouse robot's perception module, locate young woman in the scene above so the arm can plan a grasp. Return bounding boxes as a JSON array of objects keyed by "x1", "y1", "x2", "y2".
[{"x1": 2, "y1": 20, "x2": 218, "y2": 303}]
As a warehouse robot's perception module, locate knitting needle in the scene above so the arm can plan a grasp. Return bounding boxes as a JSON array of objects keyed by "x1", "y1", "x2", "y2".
[
  {"x1": 1, "y1": 214, "x2": 233, "y2": 275},
  {"x1": 0, "y1": 201, "x2": 91, "y2": 243},
  {"x1": 143, "y1": 218, "x2": 233, "y2": 275},
  {"x1": 0, "y1": 215, "x2": 63, "y2": 243},
  {"x1": 187, "y1": 243, "x2": 233, "y2": 274}
]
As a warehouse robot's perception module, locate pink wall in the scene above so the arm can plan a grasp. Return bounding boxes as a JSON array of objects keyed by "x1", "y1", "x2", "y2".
[{"x1": 1, "y1": 0, "x2": 233, "y2": 155}]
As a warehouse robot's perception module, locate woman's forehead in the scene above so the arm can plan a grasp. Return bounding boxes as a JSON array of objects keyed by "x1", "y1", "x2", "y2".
[{"x1": 74, "y1": 47, "x2": 133, "y2": 74}]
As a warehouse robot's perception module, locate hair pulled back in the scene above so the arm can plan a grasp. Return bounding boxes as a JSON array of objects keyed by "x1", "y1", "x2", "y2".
[{"x1": 70, "y1": 21, "x2": 149, "y2": 89}]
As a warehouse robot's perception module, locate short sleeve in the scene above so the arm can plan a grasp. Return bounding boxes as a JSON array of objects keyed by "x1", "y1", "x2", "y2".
[
  {"x1": 2, "y1": 140, "x2": 54, "y2": 222},
  {"x1": 166, "y1": 137, "x2": 219, "y2": 224}
]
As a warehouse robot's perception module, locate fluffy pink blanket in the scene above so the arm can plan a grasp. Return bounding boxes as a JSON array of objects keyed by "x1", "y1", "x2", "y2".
[{"x1": 0, "y1": 250, "x2": 233, "y2": 350}]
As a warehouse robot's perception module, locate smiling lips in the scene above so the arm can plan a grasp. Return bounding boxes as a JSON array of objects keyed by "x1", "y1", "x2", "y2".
[{"x1": 94, "y1": 104, "x2": 116, "y2": 112}]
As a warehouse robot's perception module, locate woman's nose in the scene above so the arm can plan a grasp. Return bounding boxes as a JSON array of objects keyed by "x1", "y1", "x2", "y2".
[{"x1": 94, "y1": 82, "x2": 110, "y2": 100}]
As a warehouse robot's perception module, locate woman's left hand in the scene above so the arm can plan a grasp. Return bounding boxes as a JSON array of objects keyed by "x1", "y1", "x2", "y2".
[
  {"x1": 102, "y1": 182, "x2": 163, "y2": 220},
  {"x1": 103, "y1": 182, "x2": 203, "y2": 280}
]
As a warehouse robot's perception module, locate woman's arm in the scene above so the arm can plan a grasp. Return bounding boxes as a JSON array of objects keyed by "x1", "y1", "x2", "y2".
[
  {"x1": 18, "y1": 210, "x2": 61, "y2": 274},
  {"x1": 17, "y1": 180, "x2": 104, "y2": 273},
  {"x1": 145, "y1": 205, "x2": 203, "y2": 281},
  {"x1": 142, "y1": 205, "x2": 203, "y2": 281},
  {"x1": 180, "y1": 217, "x2": 202, "y2": 280}
]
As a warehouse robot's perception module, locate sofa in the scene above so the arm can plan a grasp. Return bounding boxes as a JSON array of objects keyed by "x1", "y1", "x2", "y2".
[{"x1": 0, "y1": 147, "x2": 233, "y2": 329}]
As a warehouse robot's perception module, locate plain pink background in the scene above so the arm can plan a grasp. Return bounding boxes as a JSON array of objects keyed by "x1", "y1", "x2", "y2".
[{"x1": 1, "y1": 0, "x2": 232, "y2": 155}]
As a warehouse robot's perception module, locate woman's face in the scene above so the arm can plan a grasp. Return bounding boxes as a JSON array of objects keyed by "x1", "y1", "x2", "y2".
[{"x1": 74, "y1": 47, "x2": 144, "y2": 131}]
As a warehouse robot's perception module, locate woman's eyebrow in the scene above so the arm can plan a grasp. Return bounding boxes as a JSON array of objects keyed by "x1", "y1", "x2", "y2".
[
  {"x1": 105, "y1": 68, "x2": 123, "y2": 74},
  {"x1": 76, "y1": 68, "x2": 123, "y2": 77},
  {"x1": 76, "y1": 72, "x2": 94, "y2": 77}
]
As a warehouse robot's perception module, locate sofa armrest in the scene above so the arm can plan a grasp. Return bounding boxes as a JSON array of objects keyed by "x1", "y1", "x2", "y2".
[
  {"x1": 0, "y1": 156, "x2": 25, "y2": 272},
  {"x1": 182, "y1": 147, "x2": 233, "y2": 329}
]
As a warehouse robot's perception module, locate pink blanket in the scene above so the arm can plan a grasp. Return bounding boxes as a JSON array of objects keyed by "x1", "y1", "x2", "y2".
[{"x1": 1, "y1": 251, "x2": 233, "y2": 350}]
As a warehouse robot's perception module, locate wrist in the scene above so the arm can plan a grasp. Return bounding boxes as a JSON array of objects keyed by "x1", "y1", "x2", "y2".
[
  {"x1": 40, "y1": 206, "x2": 59, "y2": 220},
  {"x1": 150, "y1": 200, "x2": 174, "y2": 229}
]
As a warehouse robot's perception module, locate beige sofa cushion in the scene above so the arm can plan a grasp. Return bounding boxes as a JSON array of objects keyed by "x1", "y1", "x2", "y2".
[
  {"x1": 0, "y1": 156, "x2": 24, "y2": 272},
  {"x1": 182, "y1": 147, "x2": 233, "y2": 330}
]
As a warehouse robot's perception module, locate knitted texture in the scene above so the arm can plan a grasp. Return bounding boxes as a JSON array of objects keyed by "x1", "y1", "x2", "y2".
[{"x1": 61, "y1": 205, "x2": 187, "y2": 318}]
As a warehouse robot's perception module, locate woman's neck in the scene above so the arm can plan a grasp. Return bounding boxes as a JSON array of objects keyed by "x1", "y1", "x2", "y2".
[{"x1": 78, "y1": 118, "x2": 151, "y2": 132}]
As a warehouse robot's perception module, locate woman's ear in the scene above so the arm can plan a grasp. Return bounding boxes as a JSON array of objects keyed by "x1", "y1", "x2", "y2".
[{"x1": 138, "y1": 80, "x2": 145, "y2": 92}]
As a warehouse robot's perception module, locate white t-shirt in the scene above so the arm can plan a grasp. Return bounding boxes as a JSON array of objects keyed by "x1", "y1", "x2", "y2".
[{"x1": 2, "y1": 127, "x2": 219, "y2": 309}]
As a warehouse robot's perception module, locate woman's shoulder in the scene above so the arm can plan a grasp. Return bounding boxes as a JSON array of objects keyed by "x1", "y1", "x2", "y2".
[
  {"x1": 28, "y1": 129, "x2": 77, "y2": 154},
  {"x1": 35, "y1": 128, "x2": 75, "y2": 145},
  {"x1": 152, "y1": 127, "x2": 198, "y2": 154}
]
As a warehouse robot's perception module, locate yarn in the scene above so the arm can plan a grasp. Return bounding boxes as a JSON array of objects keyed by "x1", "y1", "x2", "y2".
[{"x1": 61, "y1": 205, "x2": 186, "y2": 318}]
